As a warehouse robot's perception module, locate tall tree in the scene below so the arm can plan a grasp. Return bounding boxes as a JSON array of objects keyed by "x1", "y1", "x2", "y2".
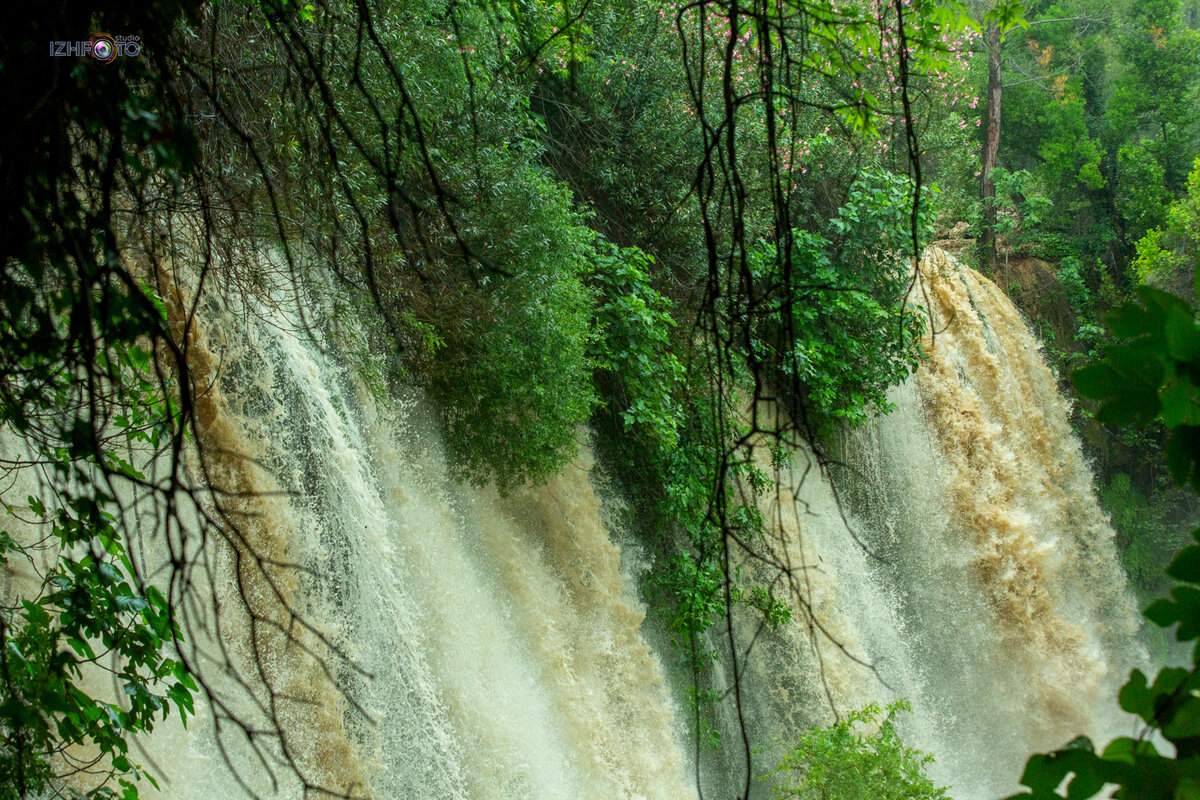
[
  {"x1": 981, "y1": 19, "x2": 1004, "y2": 269},
  {"x1": 970, "y1": 0, "x2": 1028, "y2": 271}
]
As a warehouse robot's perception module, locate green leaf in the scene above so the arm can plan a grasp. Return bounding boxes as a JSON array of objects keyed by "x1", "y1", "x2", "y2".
[
  {"x1": 1107, "y1": 302, "x2": 1157, "y2": 339},
  {"x1": 115, "y1": 595, "x2": 149, "y2": 613},
  {"x1": 1177, "y1": 777, "x2": 1200, "y2": 800},
  {"x1": 67, "y1": 637, "x2": 97, "y2": 660},
  {"x1": 1168, "y1": 546, "x2": 1200, "y2": 584},
  {"x1": 97, "y1": 562, "x2": 122, "y2": 583},
  {"x1": 1073, "y1": 363, "x2": 1124, "y2": 399},
  {"x1": 1066, "y1": 763, "x2": 1105, "y2": 799},
  {"x1": 1164, "y1": 696, "x2": 1200, "y2": 739},
  {"x1": 1167, "y1": 308, "x2": 1200, "y2": 362},
  {"x1": 1163, "y1": 380, "x2": 1200, "y2": 427},
  {"x1": 1107, "y1": 346, "x2": 1165, "y2": 388},
  {"x1": 1102, "y1": 736, "x2": 1157, "y2": 763},
  {"x1": 1021, "y1": 751, "x2": 1076, "y2": 791},
  {"x1": 1146, "y1": 598, "x2": 1181, "y2": 628},
  {"x1": 1174, "y1": 587, "x2": 1200, "y2": 640},
  {"x1": 1141, "y1": 287, "x2": 1194, "y2": 321},
  {"x1": 1098, "y1": 391, "x2": 1162, "y2": 425}
]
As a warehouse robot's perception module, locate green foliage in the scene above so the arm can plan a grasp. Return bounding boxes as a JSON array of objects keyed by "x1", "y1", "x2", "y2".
[
  {"x1": 985, "y1": 0, "x2": 1030, "y2": 36},
  {"x1": 586, "y1": 170, "x2": 928, "y2": 762},
  {"x1": 1072, "y1": 286, "x2": 1200, "y2": 431},
  {"x1": 225, "y1": 0, "x2": 605, "y2": 495},
  {"x1": 431, "y1": 165, "x2": 599, "y2": 493},
  {"x1": 1102, "y1": 473, "x2": 1176, "y2": 589},
  {"x1": 990, "y1": 0, "x2": 1197, "y2": 305},
  {"x1": 1116, "y1": 144, "x2": 1171, "y2": 244},
  {"x1": 590, "y1": 242, "x2": 792, "y2": 684},
  {"x1": 1037, "y1": 93, "x2": 1106, "y2": 192},
  {"x1": 1108, "y1": 0, "x2": 1200, "y2": 188},
  {"x1": 1047, "y1": 255, "x2": 1116, "y2": 367},
  {"x1": 0, "y1": 336, "x2": 195, "y2": 798},
  {"x1": 534, "y1": 0, "x2": 701, "y2": 262},
  {"x1": 752, "y1": 171, "x2": 929, "y2": 427},
  {"x1": 592, "y1": 241, "x2": 685, "y2": 448},
  {"x1": 816, "y1": 0, "x2": 974, "y2": 138},
  {"x1": 0, "y1": 503, "x2": 195, "y2": 800},
  {"x1": 637, "y1": 425, "x2": 791, "y2": 668},
  {"x1": 1009, "y1": 283, "x2": 1200, "y2": 798},
  {"x1": 768, "y1": 700, "x2": 951, "y2": 800},
  {"x1": 590, "y1": 239, "x2": 723, "y2": 657},
  {"x1": 1134, "y1": 157, "x2": 1200, "y2": 288},
  {"x1": 988, "y1": 167, "x2": 1056, "y2": 253},
  {"x1": 2, "y1": 6, "x2": 205, "y2": 796}
]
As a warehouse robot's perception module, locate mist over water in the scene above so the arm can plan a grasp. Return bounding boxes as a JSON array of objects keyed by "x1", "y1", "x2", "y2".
[{"x1": 2, "y1": 248, "x2": 1144, "y2": 798}]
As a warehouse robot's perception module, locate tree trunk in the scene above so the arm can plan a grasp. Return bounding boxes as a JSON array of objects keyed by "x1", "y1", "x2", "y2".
[{"x1": 980, "y1": 22, "x2": 1002, "y2": 272}]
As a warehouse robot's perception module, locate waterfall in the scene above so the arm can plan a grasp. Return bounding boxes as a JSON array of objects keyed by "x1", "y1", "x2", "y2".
[
  {"x1": 734, "y1": 248, "x2": 1143, "y2": 799},
  {"x1": 1, "y1": 247, "x2": 1146, "y2": 799},
  {"x1": 116, "y1": 268, "x2": 698, "y2": 800}
]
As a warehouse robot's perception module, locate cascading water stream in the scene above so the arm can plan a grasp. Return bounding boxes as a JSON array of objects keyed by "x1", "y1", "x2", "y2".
[
  {"x1": 732, "y1": 248, "x2": 1144, "y2": 800},
  {"x1": 114, "y1": 269, "x2": 697, "y2": 799},
  {"x1": 0, "y1": 247, "x2": 1147, "y2": 799}
]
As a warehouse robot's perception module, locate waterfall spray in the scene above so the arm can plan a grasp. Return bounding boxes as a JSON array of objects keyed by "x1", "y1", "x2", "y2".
[
  {"x1": 736, "y1": 248, "x2": 1143, "y2": 800},
  {"x1": 1, "y1": 247, "x2": 1144, "y2": 800}
]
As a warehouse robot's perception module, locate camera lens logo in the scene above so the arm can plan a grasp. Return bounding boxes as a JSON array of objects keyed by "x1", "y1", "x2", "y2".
[{"x1": 91, "y1": 34, "x2": 116, "y2": 64}]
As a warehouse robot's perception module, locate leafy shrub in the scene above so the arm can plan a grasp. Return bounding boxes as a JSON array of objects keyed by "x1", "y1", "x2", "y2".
[
  {"x1": 1116, "y1": 144, "x2": 1170, "y2": 244},
  {"x1": 1133, "y1": 157, "x2": 1200, "y2": 290},
  {"x1": 768, "y1": 700, "x2": 950, "y2": 800},
  {"x1": 590, "y1": 241, "x2": 790, "y2": 677},
  {"x1": 1036, "y1": 92, "x2": 1106, "y2": 193},
  {"x1": 988, "y1": 167, "x2": 1055, "y2": 254},
  {"x1": 430, "y1": 163, "x2": 598, "y2": 492},
  {"x1": 592, "y1": 241, "x2": 685, "y2": 448},
  {"x1": 751, "y1": 170, "x2": 929, "y2": 428},
  {"x1": 0, "y1": 337, "x2": 195, "y2": 800},
  {"x1": 589, "y1": 240, "x2": 724, "y2": 653}
]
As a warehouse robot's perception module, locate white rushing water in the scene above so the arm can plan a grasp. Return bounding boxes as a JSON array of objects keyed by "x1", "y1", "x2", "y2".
[
  {"x1": 1, "y1": 247, "x2": 1146, "y2": 799},
  {"x1": 733, "y1": 248, "x2": 1144, "y2": 800},
  {"x1": 117, "y1": 265, "x2": 697, "y2": 799}
]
